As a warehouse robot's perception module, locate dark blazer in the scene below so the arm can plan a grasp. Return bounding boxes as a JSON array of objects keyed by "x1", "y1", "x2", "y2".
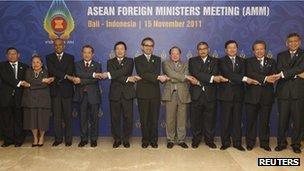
[
  {"x1": 0, "y1": 61, "x2": 28, "y2": 108},
  {"x1": 245, "y1": 57, "x2": 277, "y2": 105},
  {"x1": 188, "y1": 56, "x2": 219, "y2": 102},
  {"x1": 134, "y1": 54, "x2": 161, "y2": 99},
  {"x1": 276, "y1": 49, "x2": 304, "y2": 100},
  {"x1": 107, "y1": 57, "x2": 136, "y2": 101},
  {"x1": 73, "y1": 60, "x2": 101, "y2": 105},
  {"x1": 21, "y1": 68, "x2": 51, "y2": 108},
  {"x1": 46, "y1": 52, "x2": 74, "y2": 98},
  {"x1": 218, "y1": 56, "x2": 245, "y2": 102}
]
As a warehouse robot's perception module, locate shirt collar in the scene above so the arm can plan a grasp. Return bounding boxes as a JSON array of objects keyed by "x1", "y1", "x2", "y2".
[
  {"x1": 116, "y1": 57, "x2": 124, "y2": 61},
  {"x1": 228, "y1": 56, "x2": 236, "y2": 60},
  {"x1": 144, "y1": 53, "x2": 151, "y2": 58},
  {"x1": 257, "y1": 56, "x2": 265, "y2": 61},
  {"x1": 289, "y1": 50, "x2": 297, "y2": 54},
  {"x1": 10, "y1": 61, "x2": 18, "y2": 66},
  {"x1": 84, "y1": 60, "x2": 92, "y2": 66},
  {"x1": 56, "y1": 52, "x2": 64, "y2": 56},
  {"x1": 200, "y1": 56, "x2": 208, "y2": 62}
]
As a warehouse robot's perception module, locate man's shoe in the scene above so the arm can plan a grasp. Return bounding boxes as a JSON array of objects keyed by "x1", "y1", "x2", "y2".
[
  {"x1": 260, "y1": 146, "x2": 271, "y2": 151},
  {"x1": 206, "y1": 142, "x2": 217, "y2": 149},
  {"x1": 274, "y1": 145, "x2": 286, "y2": 151},
  {"x1": 233, "y1": 145, "x2": 245, "y2": 151},
  {"x1": 78, "y1": 141, "x2": 88, "y2": 147},
  {"x1": 113, "y1": 141, "x2": 121, "y2": 148},
  {"x1": 178, "y1": 142, "x2": 188, "y2": 149},
  {"x1": 220, "y1": 145, "x2": 230, "y2": 150},
  {"x1": 91, "y1": 141, "x2": 97, "y2": 147},
  {"x1": 292, "y1": 147, "x2": 301, "y2": 154},
  {"x1": 65, "y1": 142, "x2": 72, "y2": 147},
  {"x1": 167, "y1": 142, "x2": 174, "y2": 149},
  {"x1": 150, "y1": 142, "x2": 158, "y2": 148},
  {"x1": 52, "y1": 141, "x2": 62, "y2": 147},
  {"x1": 142, "y1": 142, "x2": 149, "y2": 148},
  {"x1": 123, "y1": 142, "x2": 130, "y2": 148}
]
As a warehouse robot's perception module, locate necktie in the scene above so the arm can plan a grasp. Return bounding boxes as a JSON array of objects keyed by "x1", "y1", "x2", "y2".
[
  {"x1": 231, "y1": 58, "x2": 236, "y2": 71},
  {"x1": 12, "y1": 63, "x2": 17, "y2": 79},
  {"x1": 146, "y1": 55, "x2": 151, "y2": 62},
  {"x1": 57, "y1": 54, "x2": 62, "y2": 61},
  {"x1": 259, "y1": 60, "x2": 264, "y2": 70},
  {"x1": 290, "y1": 52, "x2": 295, "y2": 59},
  {"x1": 118, "y1": 59, "x2": 122, "y2": 65},
  {"x1": 85, "y1": 62, "x2": 89, "y2": 72}
]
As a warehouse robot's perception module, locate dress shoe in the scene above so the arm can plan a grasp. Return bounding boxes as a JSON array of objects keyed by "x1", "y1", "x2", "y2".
[
  {"x1": 220, "y1": 145, "x2": 230, "y2": 150},
  {"x1": 167, "y1": 142, "x2": 174, "y2": 149},
  {"x1": 274, "y1": 145, "x2": 286, "y2": 151},
  {"x1": 206, "y1": 142, "x2": 217, "y2": 149},
  {"x1": 246, "y1": 145, "x2": 253, "y2": 151},
  {"x1": 65, "y1": 142, "x2": 72, "y2": 147},
  {"x1": 150, "y1": 142, "x2": 158, "y2": 148},
  {"x1": 113, "y1": 141, "x2": 121, "y2": 148},
  {"x1": 292, "y1": 147, "x2": 301, "y2": 154},
  {"x1": 123, "y1": 142, "x2": 130, "y2": 148},
  {"x1": 32, "y1": 144, "x2": 39, "y2": 147},
  {"x1": 91, "y1": 141, "x2": 97, "y2": 147},
  {"x1": 52, "y1": 141, "x2": 62, "y2": 147},
  {"x1": 233, "y1": 145, "x2": 245, "y2": 151},
  {"x1": 260, "y1": 146, "x2": 271, "y2": 151},
  {"x1": 78, "y1": 141, "x2": 88, "y2": 147},
  {"x1": 14, "y1": 143, "x2": 22, "y2": 147},
  {"x1": 1, "y1": 142, "x2": 14, "y2": 147},
  {"x1": 191, "y1": 142, "x2": 199, "y2": 148},
  {"x1": 178, "y1": 142, "x2": 188, "y2": 149},
  {"x1": 142, "y1": 143, "x2": 149, "y2": 148},
  {"x1": 38, "y1": 144, "x2": 44, "y2": 147}
]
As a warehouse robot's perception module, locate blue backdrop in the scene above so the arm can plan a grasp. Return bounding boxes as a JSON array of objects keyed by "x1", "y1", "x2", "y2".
[{"x1": 0, "y1": 0, "x2": 303, "y2": 137}]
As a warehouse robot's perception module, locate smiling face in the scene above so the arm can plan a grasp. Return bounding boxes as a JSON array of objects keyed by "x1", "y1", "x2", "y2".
[
  {"x1": 225, "y1": 43, "x2": 238, "y2": 57},
  {"x1": 32, "y1": 57, "x2": 43, "y2": 71},
  {"x1": 82, "y1": 47, "x2": 94, "y2": 62},
  {"x1": 6, "y1": 49, "x2": 20, "y2": 63},
  {"x1": 115, "y1": 44, "x2": 126, "y2": 59},
  {"x1": 141, "y1": 40, "x2": 154, "y2": 55},
  {"x1": 286, "y1": 36, "x2": 301, "y2": 51},
  {"x1": 197, "y1": 44, "x2": 209, "y2": 58},
  {"x1": 253, "y1": 43, "x2": 266, "y2": 59},
  {"x1": 54, "y1": 39, "x2": 65, "y2": 54},
  {"x1": 170, "y1": 48, "x2": 181, "y2": 62}
]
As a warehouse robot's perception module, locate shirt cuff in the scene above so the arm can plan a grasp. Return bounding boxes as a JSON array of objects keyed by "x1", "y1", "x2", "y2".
[
  {"x1": 107, "y1": 72, "x2": 112, "y2": 79},
  {"x1": 64, "y1": 74, "x2": 68, "y2": 79},
  {"x1": 126, "y1": 77, "x2": 129, "y2": 83},
  {"x1": 17, "y1": 81, "x2": 22, "y2": 87},
  {"x1": 197, "y1": 81, "x2": 201, "y2": 86},
  {"x1": 93, "y1": 72, "x2": 96, "y2": 78},
  {"x1": 280, "y1": 71, "x2": 285, "y2": 78},
  {"x1": 210, "y1": 76, "x2": 214, "y2": 83},
  {"x1": 242, "y1": 76, "x2": 248, "y2": 82},
  {"x1": 263, "y1": 76, "x2": 267, "y2": 83}
]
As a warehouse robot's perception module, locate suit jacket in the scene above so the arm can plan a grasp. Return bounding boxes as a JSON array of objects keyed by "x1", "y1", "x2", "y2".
[
  {"x1": 188, "y1": 56, "x2": 219, "y2": 102},
  {"x1": 107, "y1": 57, "x2": 136, "y2": 101},
  {"x1": 0, "y1": 61, "x2": 28, "y2": 108},
  {"x1": 46, "y1": 52, "x2": 74, "y2": 98},
  {"x1": 276, "y1": 49, "x2": 304, "y2": 100},
  {"x1": 73, "y1": 60, "x2": 101, "y2": 105},
  {"x1": 218, "y1": 56, "x2": 245, "y2": 102},
  {"x1": 161, "y1": 60, "x2": 191, "y2": 104},
  {"x1": 21, "y1": 68, "x2": 51, "y2": 108},
  {"x1": 245, "y1": 57, "x2": 277, "y2": 105},
  {"x1": 134, "y1": 54, "x2": 161, "y2": 99}
]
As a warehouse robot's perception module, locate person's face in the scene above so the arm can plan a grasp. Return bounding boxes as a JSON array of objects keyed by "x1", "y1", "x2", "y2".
[
  {"x1": 225, "y1": 43, "x2": 238, "y2": 57},
  {"x1": 141, "y1": 40, "x2": 154, "y2": 55},
  {"x1": 54, "y1": 39, "x2": 65, "y2": 54},
  {"x1": 115, "y1": 44, "x2": 126, "y2": 59},
  {"x1": 170, "y1": 48, "x2": 181, "y2": 62},
  {"x1": 197, "y1": 44, "x2": 209, "y2": 58},
  {"x1": 32, "y1": 58, "x2": 42, "y2": 71},
  {"x1": 286, "y1": 36, "x2": 301, "y2": 51},
  {"x1": 6, "y1": 49, "x2": 20, "y2": 63},
  {"x1": 82, "y1": 47, "x2": 94, "y2": 61},
  {"x1": 253, "y1": 43, "x2": 266, "y2": 59}
]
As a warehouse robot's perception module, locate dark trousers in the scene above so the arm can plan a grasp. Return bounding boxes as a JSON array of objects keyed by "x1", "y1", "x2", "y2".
[
  {"x1": 246, "y1": 103, "x2": 272, "y2": 147},
  {"x1": 80, "y1": 93, "x2": 99, "y2": 142},
  {"x1": 190, "y1": 93, "x2": 217, "y2": 144},
  {"x1": 52, "y1": 96, "x2": 72, "y2": 143},
  {"x1": 1, "y1": 97, "x2": 25, "y2": 144},
  {"x1": 137, "y1": 98, "x2": 160, "y2": 144},
  {"x1": 220, "y1": 100, "x2": 243, "y2": 146},
  {"x1": 277, "y1": 99, "x2": 304, "y2": 148},
  {"x1": 110, "y1": 96, "x2": 133, "y2": 142}
]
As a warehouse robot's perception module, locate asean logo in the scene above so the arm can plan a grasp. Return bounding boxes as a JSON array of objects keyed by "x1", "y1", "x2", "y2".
[{"x1": 44, "y1": 0, "x2": 75, "y2": 40}]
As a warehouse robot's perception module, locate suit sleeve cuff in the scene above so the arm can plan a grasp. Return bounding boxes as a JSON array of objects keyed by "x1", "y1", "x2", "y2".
[
  {"x1": 17, "y1": 81, "x2": 22, "y2": 87},
  {"x1": 242, "y1": 76, "x2": 248, "y2": 82}
]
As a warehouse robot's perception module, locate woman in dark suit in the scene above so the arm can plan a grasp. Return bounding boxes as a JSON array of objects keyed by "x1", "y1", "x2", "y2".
[{"x1": 22, "y1": 55, "x2": 54, "y2": 147}]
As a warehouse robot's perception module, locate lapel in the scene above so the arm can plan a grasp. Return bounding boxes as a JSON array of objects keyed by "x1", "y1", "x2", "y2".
[
  {"x1": 17, "y1": 63, "x2": 24, "y2": 80},
  {"x1": 82, "y1": 60, "x2": 95, "y2": 72},
  {"x1": 289, "y1": 49, "x2": 301, "y2": 67},
  {"x1": 115, "y1": 57, "x2": 125, "y2": 68},
  {"x1": 225, "y1": 56, "x2": 233, "y2": 71},
  {"x1": 5, "y1": 61, "x2": 16, "y2": 79},
  {"x1": 201, "y1": 56, "x2": 211, "y2": 73}
]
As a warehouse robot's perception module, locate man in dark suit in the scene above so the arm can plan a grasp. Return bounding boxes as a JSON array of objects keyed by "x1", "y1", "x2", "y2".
[
  {"x1": 134, "y1": 37, "x2": 169, "y2": 148},
  {"x1": 189, "y1": 42, "x2": 228, "y2": 149},
  {"x1": 103, "y1": 41, "x2": 138, "y2": 148},
  {"x1": 73, "y1": 45, "x2": 101, "y2": 148},
  {"x1": 245, "y1": 40, "x2": 277, "y2": 152},
  {"x1": 272, "y1": 33, "x2": 304, "y2": 153},
  {"x1": 46, "y1": 38, "x2": 75, "y2": 147},
  {"x1": 0, "y1": 47, "x2": 29, "y2": 147},
  {"x1": 218, "y1": 40, "x2": 259, "y2": 151}
]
